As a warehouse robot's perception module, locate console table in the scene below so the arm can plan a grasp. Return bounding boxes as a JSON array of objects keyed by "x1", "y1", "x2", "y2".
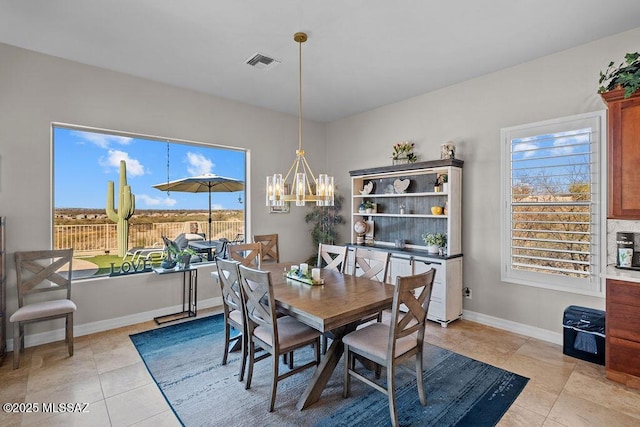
[{"x1": 153, "y1": 266, "x2": 197, "y2": 324}]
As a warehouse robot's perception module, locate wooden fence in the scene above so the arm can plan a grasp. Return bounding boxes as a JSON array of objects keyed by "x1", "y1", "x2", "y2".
[{"x1": 54, "y1": 220, "x2": 244, "y2": 255}]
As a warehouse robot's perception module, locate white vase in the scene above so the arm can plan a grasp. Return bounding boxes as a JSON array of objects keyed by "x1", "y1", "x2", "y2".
[{"x1": 427, "y1": 244, "x2": 439, "y2": 254}]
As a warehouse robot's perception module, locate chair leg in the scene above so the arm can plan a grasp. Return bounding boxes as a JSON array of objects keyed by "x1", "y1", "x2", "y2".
[
  {"x1": 222, "y1": 323, "x2": 231, "y2": 365},
  {"x1": 245, "y1": 339, "x2": 255, "y2": 390},
  {"x1": 288, "y1": 351, "x2": 294, "y2": 369},
  {"x1": 66, "y1": 313, "x2": 74, "y2": 357},
  {"x1": 13, "y1": 322, "x2": 20, "y2": 369},
  {"x1": 387, "y1": 365, "x2": 398, "y2": 427},
  {"x1": 239, "y1": 332, "x2": 248, "y2": 382},
  {"x1": 322, "y1": 335, "x2": 328, "y2": 355},
  {"x1": 269, "y1": 351, "x2": 279, "y2": 412},
  {"x1": 416, "y1": 351, "x2": 427, "y2": 405}
]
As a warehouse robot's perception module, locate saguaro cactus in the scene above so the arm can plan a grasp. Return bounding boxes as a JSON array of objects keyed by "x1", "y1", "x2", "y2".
[{"x1": 106, "y1": 160, "x2": 136, "y2": 257}]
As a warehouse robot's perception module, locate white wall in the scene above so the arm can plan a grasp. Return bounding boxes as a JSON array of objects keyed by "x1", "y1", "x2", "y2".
[
  {"x1": 0, "y1": 42, "x2": 323, "y2": 342},
  {"x1": 326, "y1": 27, "x2": 640, "y2": 335},
  {"x1": 3, "y1": 25, "x2": 638, "y2": 345}
]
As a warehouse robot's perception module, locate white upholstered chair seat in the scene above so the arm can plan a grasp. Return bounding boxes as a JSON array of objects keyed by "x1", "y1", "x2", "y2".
[
  {"x1": 10, "y1": 299, "x2": 77, "y2": 322},
  {"x1": 228, "y1": 309, "x2": 243, "y2": 326},
  {"x1": 343, "y1": 322, "x2": 417, "y2": 361},
  {"x1": 254, "y1": 316, "x2": 320, "y2": 350}
]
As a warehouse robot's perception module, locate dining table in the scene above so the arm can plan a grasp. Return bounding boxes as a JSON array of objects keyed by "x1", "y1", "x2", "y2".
[{"x1": 261, "y1": 262, "x2": 395, "y2": 410}]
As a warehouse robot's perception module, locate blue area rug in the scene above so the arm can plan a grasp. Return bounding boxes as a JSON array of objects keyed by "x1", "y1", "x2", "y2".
[{"x1": 130, "y1": 314, "x2": 528, "y2": 427}]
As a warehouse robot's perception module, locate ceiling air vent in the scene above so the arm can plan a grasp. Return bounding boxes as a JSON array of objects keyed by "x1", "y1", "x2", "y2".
[{"x1": 245, "y1": 52, "x2": 280, "y2": 71}]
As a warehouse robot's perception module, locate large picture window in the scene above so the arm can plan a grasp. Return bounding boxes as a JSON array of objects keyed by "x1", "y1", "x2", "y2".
[
  {"x1": 500, "y1": 112, "x2": 605, "y2": 294},
  {"x1": 52, "y1": 124, "x2": 247, "y2": 278}
]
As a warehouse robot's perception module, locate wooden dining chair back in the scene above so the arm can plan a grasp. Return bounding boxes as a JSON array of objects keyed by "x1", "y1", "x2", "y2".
[
  {"x1": 228, "y1": 242, "x2": 262, "y2": 268},
  {"x1": 343, "y1": 269, "x2": 435, "y2": 427},
  {"x1": 237, "y1": 264, "x2": 321, "y2": 412},
  {"x1": 11, "y1": 249, "x2": 77, "y2": 369},
  {"x1": 352, "y1": 247, "x2": 390, "y2": 283},
  {"x1": 317, "y1": 243, "x2": 348, "y2": 273},
  {"x1": 350, "y1": 247, "x2": 390, "y2": 324},
  {"x1": 253, "y1": 233, "x2": 279, "y2": 263},
  {"x1": 215, "y1": 257, "x2": 248, "y2": 381}
]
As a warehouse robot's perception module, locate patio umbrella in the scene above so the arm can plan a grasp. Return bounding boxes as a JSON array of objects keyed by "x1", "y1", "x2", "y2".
[{"x1": 152, "y1": 174, "x2": 244, "y2": 241}]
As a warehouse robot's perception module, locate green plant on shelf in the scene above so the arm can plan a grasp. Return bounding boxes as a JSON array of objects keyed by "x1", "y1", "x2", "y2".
[{"x1": 422, "y1": 232, "x2": 447, "y2": 247}]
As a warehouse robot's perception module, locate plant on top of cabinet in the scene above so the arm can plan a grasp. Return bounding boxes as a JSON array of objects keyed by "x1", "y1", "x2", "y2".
[
  {"x1": 598, "y1": 51, "x2": 640, "y2": 98},
  {"x1": 391, "y1": 141, "x2": 418, "y2": 164}
]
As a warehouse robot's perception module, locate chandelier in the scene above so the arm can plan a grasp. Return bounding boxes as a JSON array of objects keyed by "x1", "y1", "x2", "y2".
[{"x1": 266, "y1": 32, "x2": 334, "y2": 207}]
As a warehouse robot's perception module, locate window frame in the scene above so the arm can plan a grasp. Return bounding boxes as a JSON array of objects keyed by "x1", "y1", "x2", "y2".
[
  {"x1": 500, "y1": 111, "x2": 606, "y2": 296},
  {"x1": 51, "y1": 122, "x2": 251, "y2": 278}
]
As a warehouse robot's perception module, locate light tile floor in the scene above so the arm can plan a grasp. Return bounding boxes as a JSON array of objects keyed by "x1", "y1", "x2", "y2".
[{"x1": 1, "y1": 311, "x2": 639, "y2": 426}]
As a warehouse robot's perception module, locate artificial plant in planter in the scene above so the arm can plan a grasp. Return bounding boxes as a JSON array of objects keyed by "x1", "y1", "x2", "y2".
[
  {"x1": 305, "y1": 193, "x2": 345, "y2": 264},
  {"x1": 422, "y1": 232, "x2": 447, "y2": 254},
  {"x1": 598, "y1": 51, "x2": 640, "y2": 98}
]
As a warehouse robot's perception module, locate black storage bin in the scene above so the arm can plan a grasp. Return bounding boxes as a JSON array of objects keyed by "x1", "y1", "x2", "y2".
[{"x1": 562, "y1": 305, "x2": 605, "y2": 365}]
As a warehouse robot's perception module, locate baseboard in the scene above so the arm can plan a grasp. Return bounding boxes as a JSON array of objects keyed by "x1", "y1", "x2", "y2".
[
  {"x1": 463, "y1": 309, "x2": 563, "y2": 345},
  {"x1": 5, "y1": 297, "x2": 223, "y2": 352},
  {"x1": 5, "y1": 302, "x2": 561, "y2": 352}
]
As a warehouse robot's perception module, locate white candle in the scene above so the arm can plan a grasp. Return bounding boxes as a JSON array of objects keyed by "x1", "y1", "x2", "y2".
[
  {"x1": 300, "y1": 263, "x2": 309, "y2": 274},
  {"x1": 311, "y1": 268, "x2": 321, "y2": 281}
]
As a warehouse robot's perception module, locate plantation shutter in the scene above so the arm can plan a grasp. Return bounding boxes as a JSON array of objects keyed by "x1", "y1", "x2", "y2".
[{"x1": 501, "y1": 113, "x2": 603, "y2": 294}]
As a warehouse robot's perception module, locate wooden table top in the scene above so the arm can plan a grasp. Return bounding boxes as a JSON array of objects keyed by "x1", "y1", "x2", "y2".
[{"x1": 261, "y1": 263, "x2": 395, "y2": 333}]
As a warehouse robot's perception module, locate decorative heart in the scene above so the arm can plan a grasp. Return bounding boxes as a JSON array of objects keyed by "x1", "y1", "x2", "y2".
[
  {"x1": 360, "y1": 181, "x2": 374, "y2": 195},
  {"x1": 393, "y1": 179, "x2": 410, "y2": 194}
]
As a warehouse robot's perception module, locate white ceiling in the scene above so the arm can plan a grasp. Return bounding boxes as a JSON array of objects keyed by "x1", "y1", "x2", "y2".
[{"x1": 1, "y1": 1, "x2": 639, "y2": 122}]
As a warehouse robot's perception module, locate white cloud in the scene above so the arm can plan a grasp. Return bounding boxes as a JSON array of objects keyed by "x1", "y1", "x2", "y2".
[
  {"x1": 137, "y1": 194, "x2": 177, "y2": 207},
  {"x1": 99, "y1": 150, "x2": 145, "y2": 176},
  {"x1": 73, "y1": 131, "x2": 132, "y2": 148},
  {"x1": 513, "y1": 142, "x2": 538, "y2": 158},
  {"x1": 186, "y1": 152, "x2": 214, "y2": 176}
]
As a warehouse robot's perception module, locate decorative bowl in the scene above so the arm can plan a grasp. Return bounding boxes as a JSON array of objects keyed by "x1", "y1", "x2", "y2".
[{"x1": 431, "y1": 206, "x2": 443, "y2": 215}]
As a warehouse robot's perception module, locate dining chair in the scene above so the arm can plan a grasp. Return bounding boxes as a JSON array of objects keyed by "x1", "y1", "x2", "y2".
[
  {"x1": 10, "y1": 249, "x2": 77, "y2": 369},
  {"x1": 237, "y1": 264, "x2": 321, "y2": 412},
  {"x1": 316, "y1": 243, "x2": 347, "y2": 272},
  {"x1": 343, "y1": 269, "x2": 435, "y2": 427},
  {"x1": 215, "y1": 258, "x2": 247, "y2": 381},
  {"x1": 351, "y1": 247, "x2": 390, "y2": 325},
  {"x1": 228, "y1": 242, "x2": 262, "y2": 268},
  {"x1": 317, "y1": 243, "x2": 348, "y2": 353},
  {"x1": 351, "y1": 247, "x2": 390, "y2": 283},
  {"x1": 253, "y1": 233, "x2": 279, "y2": 264}
]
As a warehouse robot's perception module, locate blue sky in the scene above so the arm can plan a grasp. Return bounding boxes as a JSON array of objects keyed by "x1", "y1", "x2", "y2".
[{"x1": 54, "y1": 127, "x2": 246, "y2": 210}]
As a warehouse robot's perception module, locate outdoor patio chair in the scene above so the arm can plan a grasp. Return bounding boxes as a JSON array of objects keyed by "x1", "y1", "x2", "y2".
[
  {"x1": 343, "y1": 269, "x2": 435, "y2": 427},
  {"x1": 125, "y1": 233, "x2": 205, "y2": 263},
  {"x1": 11, "y1": 249, "x2": 77, "y2": 369}
]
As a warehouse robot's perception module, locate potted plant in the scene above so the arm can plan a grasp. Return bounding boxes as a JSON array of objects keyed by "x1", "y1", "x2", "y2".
[
  {"x1": 598, "y1": 52, "x2": 640, "y2": 99},
  {"x1": 362, "y1": 200, "x2": 375, "y2": 213},
  {"x1": 391, "y1": 141, "x2": 418, "y2": 165},
  {"x1": 440, "y1": 174, "x2": 449, "y2": 192},
  {"x1": 422, "y1": 232, "x2": 447, "y2": 254}
]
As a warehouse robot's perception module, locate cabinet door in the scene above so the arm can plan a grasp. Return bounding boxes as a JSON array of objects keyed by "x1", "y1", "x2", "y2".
[
  {"x1": 413, "y1": 258, "x2": 446, "y2": 321},
  {"x1": 605, "y1": 91, "x2": 640, "y2": 219}
]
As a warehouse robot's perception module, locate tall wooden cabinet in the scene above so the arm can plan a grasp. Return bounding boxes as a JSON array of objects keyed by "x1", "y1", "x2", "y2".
[
  {"x1": 606, "y1": 279, "x2": 640, "y2": 389},
  {"x1": 349, "y1": 160, "x2": 464, "y2": 326},
  {"x1": 601, "y1": 89, "x2": 640, "y2": 219},
  {"x1": 0, "y1": 217, "x2": 6, "y2": 364}
]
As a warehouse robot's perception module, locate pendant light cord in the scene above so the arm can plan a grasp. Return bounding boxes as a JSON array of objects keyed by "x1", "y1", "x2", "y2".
[{"x1": 298, "y1": 35, "x2": 303, "y2": 153}]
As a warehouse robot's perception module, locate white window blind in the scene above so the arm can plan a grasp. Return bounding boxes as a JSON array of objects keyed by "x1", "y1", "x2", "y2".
[{"x1": 501, "y1": 112, "x2": 604, "y2": 294}]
